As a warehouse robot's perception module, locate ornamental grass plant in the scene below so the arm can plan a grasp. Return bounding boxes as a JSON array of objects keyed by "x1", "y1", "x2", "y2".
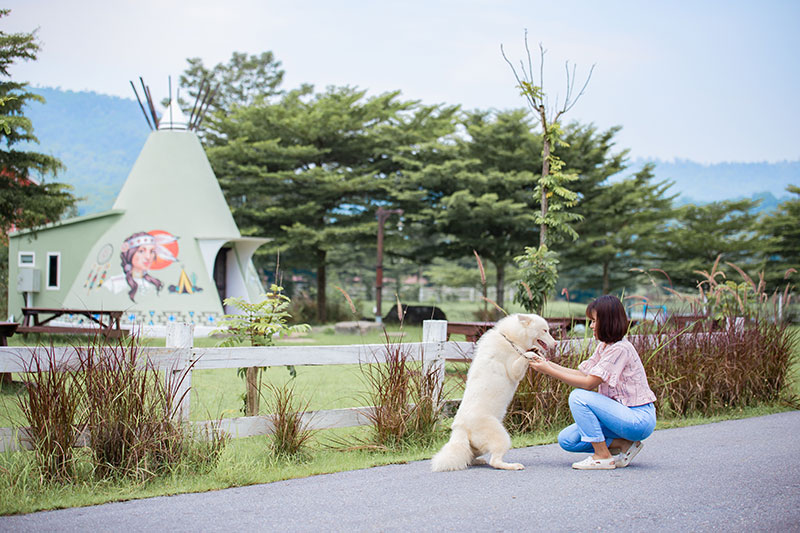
[
  {"x1": 357, "y1": 330, "x2": 447, "y2": 449},
  {"x1": 14, "y1": 332, "x2": 227, "y2": 484},
  {"x1": 264, "y1": 382, "x2": 315, "y2": 460},
  {"x1": 17, "y1": 342, "x2": 85, "y2": 482}
]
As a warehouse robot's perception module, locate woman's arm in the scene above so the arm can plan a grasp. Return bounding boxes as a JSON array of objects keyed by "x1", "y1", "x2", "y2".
[{"x1": 528, "y1": 354, "x2": 603, "y2": 390}]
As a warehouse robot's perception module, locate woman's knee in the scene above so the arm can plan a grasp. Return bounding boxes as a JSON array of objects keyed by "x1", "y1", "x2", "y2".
[
  {"x1": 558, "y1": 425, "x2": 583, "y2": 452},
  {"x1": 568, "y1": 388, "x2": 593, "y2": 409}
]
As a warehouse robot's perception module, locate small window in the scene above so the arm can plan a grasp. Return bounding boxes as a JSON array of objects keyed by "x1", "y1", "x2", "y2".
[
  {"x1": 46, "y1": 252, "x2": 60, "y2": 290},
  {"x1": 18, "y1": 252, "x2": 35, "y2": 267}
]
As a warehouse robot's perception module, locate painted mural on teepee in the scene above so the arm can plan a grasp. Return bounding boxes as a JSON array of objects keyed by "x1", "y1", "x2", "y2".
[{"x1": 103, "y1": 230, "x2": 180, "y2": 302}]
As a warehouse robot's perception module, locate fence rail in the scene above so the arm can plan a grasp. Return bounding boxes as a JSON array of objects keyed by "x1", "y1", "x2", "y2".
[{"x1": 0, "y1": 320, "x2": 483, "y2": 452}]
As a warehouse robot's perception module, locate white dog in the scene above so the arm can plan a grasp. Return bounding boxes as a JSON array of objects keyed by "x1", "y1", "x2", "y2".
[{"x1": 430, "y1": 313, "x2": 557, "y2": 471}]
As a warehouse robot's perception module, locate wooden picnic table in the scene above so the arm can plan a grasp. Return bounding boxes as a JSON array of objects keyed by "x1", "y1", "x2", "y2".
[
  {"x1": 0, "y1": 322, "x2": 19, "y2": 385},
  {"x1": 446, "y1": 317, "x2": 589, "y2": 342},
  {"x1": 18, "y1": 307, "x2": 128, "y2": 338}
]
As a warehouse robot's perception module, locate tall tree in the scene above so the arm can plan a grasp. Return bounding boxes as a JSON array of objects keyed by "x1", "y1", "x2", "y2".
[
  {"x1": 206, "y1": 85, "x2": 449, "y2": 322},
  {"x1": 660, "y1": 199, "x2": 762, "y2": 289},
  {"x1": 171, "y1": 51, "x2": 285, "y2": 134},
  {"x1": 0, "y1": 9, "x2": 76, "y2": 318},
  {"x1": 501, "y1": 31, "x2": 593, "y2": 246},
  {"x1": 0, "y1": 8, "x2": 75, "y2": 240},
  {"x1": 758, "y1": 185, "x2": 800, "y2": 290},
  {"x1": 559, "y1": 163, "x2": 675, "y2": 294},
  {"x1": 392, "y1": 109, "x2": 542, "y2": 309}
]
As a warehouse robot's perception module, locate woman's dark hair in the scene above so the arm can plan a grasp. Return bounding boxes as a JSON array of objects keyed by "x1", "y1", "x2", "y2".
[{"x1": 586, "y1": 295, "x2": 628, "y2": 343}]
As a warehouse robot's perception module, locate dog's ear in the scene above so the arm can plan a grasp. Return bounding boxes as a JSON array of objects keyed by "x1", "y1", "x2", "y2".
[{"x1": 517, "y1": 314, "x2": 533, "y2": 326}]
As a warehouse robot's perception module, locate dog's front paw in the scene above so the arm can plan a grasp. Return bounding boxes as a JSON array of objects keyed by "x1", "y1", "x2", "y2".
[
  {"x1": 523, "y1": 350, "x2": 545, "y2": 362},
  {"x1": 508, "y1": 462, "x2": 525, "y2": 470}
]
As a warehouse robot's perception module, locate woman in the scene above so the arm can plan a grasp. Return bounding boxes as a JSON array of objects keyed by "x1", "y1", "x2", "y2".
[{"x1": 528, "y1": 295, "x2": 656, "y2": 470}]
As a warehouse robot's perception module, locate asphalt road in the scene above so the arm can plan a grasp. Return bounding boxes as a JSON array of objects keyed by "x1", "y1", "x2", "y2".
[{"x1": 2, "y1": 411, "x2": 799, "y2": 532}]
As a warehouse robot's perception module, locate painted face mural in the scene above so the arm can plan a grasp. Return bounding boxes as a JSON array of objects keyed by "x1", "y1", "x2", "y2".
[{"x1": 105, "y1": 230, "x2": 178, "y2": 302}]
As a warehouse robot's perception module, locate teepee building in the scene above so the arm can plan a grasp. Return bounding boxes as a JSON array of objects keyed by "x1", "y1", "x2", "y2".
[{"x1": 7, "y1": 97, "x2": 268, "y2": 329}]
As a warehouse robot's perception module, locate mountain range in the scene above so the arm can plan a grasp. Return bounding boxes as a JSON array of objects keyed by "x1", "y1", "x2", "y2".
[{"x1": 21, "y1": 87, "x2": 798, "y2": 216}]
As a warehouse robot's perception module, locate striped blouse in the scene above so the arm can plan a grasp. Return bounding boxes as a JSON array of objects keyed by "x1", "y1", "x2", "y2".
[{"x1": 578, "y1": 338, "x2": 657, "y2": 407}]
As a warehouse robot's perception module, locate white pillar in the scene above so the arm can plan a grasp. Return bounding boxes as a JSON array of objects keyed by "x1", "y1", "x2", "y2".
[
  {"x1": 423, "y1": 320, "x2": 448, "y2": 400},
  {"x1": 166, "y1": 322, "x2": 194, "y2": 422}
]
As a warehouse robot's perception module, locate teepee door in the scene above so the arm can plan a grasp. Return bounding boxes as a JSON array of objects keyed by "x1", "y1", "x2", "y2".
[{"x1": 213, "y1": 247, "x2": 229, "y2": 305}]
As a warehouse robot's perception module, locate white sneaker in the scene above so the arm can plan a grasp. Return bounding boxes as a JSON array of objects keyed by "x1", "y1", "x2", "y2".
[{"x1": 572, "y1": 455, "x2": 616, "y2": 470}]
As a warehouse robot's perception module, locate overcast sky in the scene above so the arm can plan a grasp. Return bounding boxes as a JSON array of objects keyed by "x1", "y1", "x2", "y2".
[{"x1": 5, "y1": 0, "x2": 799, "y2": 163}]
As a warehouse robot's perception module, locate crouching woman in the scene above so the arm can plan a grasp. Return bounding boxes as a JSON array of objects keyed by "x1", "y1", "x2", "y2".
[{"x1": 528, "y1": 295, "x2": 656, "y2": 470}]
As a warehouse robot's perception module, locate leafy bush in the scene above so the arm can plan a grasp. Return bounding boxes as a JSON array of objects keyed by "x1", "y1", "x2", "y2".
[
  {"x1": 635, "y1": 318, "x2": 797, "y2": 416},
  {"x1": 214, "y1": 285, "x2": 310, "y2": 415},
  {"x1": 506, "y1": 342, "x2": 590, "y2": 434},
  {"x1": 80, "y1": 336, "x2": 190, "y2": 480},
  {"x1": 513, "y1": 245, "x2": 559, "y2": 314}
]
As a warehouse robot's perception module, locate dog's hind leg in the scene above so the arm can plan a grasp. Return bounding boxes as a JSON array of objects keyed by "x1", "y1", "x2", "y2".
[
  {"x1": 469, "y1": 446, "x2": 487, "y2": 466},
  {"x1": 484, "y1": 418, "x2": 524, "y2": 471}
]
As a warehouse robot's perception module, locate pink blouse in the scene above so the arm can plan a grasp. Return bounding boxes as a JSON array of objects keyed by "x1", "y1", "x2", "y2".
[{"x1": 578, "y1": 338, "x2": 656, "y2": 407}]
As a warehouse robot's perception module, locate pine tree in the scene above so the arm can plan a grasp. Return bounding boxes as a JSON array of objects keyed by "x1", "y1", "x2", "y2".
[
  {"x1": 0, "y1": 9, "x2": 76, "y2": 318},
  {"x1": 758, "y1": 185, "x2": 800, "y2": 290},
  {"x1": 206, "y1": 85, "x2": 438, "y2": 322},
  {"x1": 0, "y1": 8, "x2": 76, "y2": 240},
  {"x1": 393, "y1": 109, "x2": 542, "y2": 310}
]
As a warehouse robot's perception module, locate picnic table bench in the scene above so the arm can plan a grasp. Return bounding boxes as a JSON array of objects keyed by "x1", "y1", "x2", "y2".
[
  {"x1": 445, "y1": 317, "x2": 588, "y2": 343},
  {"x1": 0, "y1": 322, "x2": 19, "y2": 385},
  {"x1": 17, "y1": 307, "x2": 128, "y2": 338}
]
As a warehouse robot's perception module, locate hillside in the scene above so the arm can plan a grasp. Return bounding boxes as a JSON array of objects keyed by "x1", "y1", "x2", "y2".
[
  {"x1": 18, "y1": 87, "x2": 799, "y2": 215},
  {"x1": 637, "y1": 158, "x2": 798, "y2": 206},
  {"x1": 20, "y1": 87, "x2": 148, "y2": 215}
]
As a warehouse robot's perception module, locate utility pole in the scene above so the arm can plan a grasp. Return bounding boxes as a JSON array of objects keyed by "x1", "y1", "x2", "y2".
[{"x1": 375, "y1": 206, "x2": 403, "y2": 323}]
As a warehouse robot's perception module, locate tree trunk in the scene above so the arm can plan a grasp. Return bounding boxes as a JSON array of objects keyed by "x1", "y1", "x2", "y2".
[
  {"x1": 495, "y1": 261, "x2": 506, "y2": 310},
  {"x1": 245, "y1": 367, "x2": 260, "y2": 416},
  {"x1": 540, "y1": 129, "x2": 551, "y2": 247},
  {"x1": 602, "y1": 261, "x2": 610, "y2": 295},
  {"x1": 317, "y1": 250, "x2": 327, "y2": 323}
]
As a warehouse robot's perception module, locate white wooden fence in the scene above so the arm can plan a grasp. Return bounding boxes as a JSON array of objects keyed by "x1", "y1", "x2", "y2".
[{"x1": 0, "y1": 320, "x2": 479, "y2": 452}]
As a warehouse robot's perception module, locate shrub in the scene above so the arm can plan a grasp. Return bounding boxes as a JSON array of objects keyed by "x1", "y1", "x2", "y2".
[
  {"x1": 80, "y1": 334, "x2": 192, "y2": 480},
  {"x1": 214, "y1": 285, "x2": 310, "y2": 415},
  {"x1": 358, "y1": 332, "x2": 445, "y2": 449},
  {"x1": 506, "y1": 341, "x2": 590, "y2": 434},
  {"x1": 264, "y1": 382, "x2": 314, "y2": 460},
  {"x1": 17, "y1": 343, "x2": 85, "y2": 482},
  {"x1": 504, "y1": 315, "x2": 797, "y2": 433},
  {"x1": 17, "y1": 332, "x2": 226, "y2": 482},
  {"x1": 636, "y1": 317, "x2": 797, "y2": 417}
]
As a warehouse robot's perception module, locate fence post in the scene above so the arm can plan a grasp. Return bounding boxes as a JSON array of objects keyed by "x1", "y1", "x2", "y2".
[
  {"x1": 423, "y1": 320, "x2": 448, "y2": 400},
  {"x1": 166, "y1": 322, "x2": 194, "y2": 422}
]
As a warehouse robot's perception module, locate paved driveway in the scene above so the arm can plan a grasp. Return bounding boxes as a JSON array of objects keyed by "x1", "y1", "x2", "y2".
[{"x1": 2, "y1": 411, "x2": 799, "y2": 532}]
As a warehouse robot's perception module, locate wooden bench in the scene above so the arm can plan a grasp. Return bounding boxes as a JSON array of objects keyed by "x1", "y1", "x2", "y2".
[
  {"x1": 0, "y1": 322, "x2": 19, "y2": 385},
  {"x1": 18, "y1": 308, "x2": 128, "y2": 338},
  {"x1": 446, "y1": 317, "x2": 589, "y2": 343}
]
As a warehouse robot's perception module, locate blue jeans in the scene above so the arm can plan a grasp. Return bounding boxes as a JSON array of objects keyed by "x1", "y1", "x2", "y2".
[{"x1": 558, "y1": 388, "x2": 656, "y2": 453}]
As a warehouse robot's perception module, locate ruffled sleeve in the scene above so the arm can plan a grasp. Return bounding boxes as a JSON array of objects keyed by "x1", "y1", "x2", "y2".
[{"x1": 580, "y1": 342, "x2": 628, "y2": 388}]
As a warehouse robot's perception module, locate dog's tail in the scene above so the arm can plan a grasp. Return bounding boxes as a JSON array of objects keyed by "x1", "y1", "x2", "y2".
[{"x1": 430, "y1": 426, "x2": 472, "y2": 472}]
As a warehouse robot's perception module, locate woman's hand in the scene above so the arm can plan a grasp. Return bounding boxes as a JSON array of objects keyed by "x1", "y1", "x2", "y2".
[{"x1": 526, "y1": 351, "x2": 549, "y2": 372}]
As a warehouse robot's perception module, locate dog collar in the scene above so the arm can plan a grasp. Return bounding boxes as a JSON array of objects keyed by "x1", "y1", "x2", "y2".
[{"x1": 499, "y1": 332, "x2": 528, "y2": 357}]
